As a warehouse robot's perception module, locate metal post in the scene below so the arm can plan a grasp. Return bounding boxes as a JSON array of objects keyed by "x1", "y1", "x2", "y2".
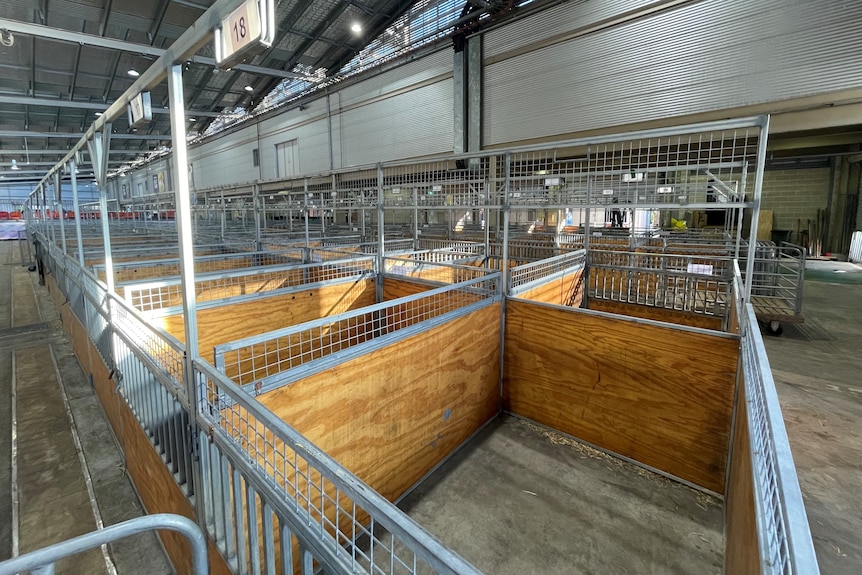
[
  {"x1": 498, "y1": 153, "x2": 511, "y2": 404},
  {"x1": 303, "y1": 178, "x2": 310, "y2": 250},
  {"x1": 413, "y1": 186, "x2": 419, "y2": 249},
  {"x1": 376, "y1": 163, "x2": 385, "y2": 302},
  {"x1": 69, "y1": 160, "x2": 85, "y2": 267},
  {"x1": 252, "y1": 184, "x2": 262, "y2": 251},
  {"x1": 97, "y1": 189, "x2": 115, "y2": 294},
  {"x1": 744, "y1": 115, "x2": 770, "y2": 302},
  {"x1": 54, "y1": 172, "x2": 67, "y2": 257},
  {"x1": 167, "y1": 64, "x2": 205, "y2": 530},
  {"x1": 40, "y1": 184, "x2": 49, "y2": 243}
]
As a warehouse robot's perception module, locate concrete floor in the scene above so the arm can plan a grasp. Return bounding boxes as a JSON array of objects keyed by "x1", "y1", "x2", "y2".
[
  {"x1": 0, "y1": 240, "x2": 172, "y2": 573},
  {"x1": 764, "y1": 263, "x2": 862, "y2": 575},
  {"x1": 399, "y1": 415, "x2": 724, "y2": 575}
]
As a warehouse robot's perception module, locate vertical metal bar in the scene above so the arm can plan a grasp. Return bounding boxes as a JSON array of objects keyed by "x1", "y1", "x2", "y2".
[
  {"x1": 413, "y1": 186, "x2": 419, "y2": 250},
  {"x1": 253, "y1": 184, "x2": 262, "y2": 251},
  {"x1": 247, "y1": 484, "x2": 261, "y2": 575},
  {"x1": 233, "y1": 468, "x2": 247, "y2": 574},
  {"x1": 376, "y1": 163, "x2": 385, "y2": 303},
  {"x1": 167, "y1": 66, "x2": 205, "y2": 538},
  {"x1": 54, "y1": 172, "x2": 68, "y2": 256},
  {"x1": 280, "y1": 518, "x2": 294, "y2": 575},
  {"x1": 303, "y1": 179, "x2": 310, "y2": 249},
  {"x1": 744, "y1": 116, "x2": 770, "y2": 302},
  {"x1": 263, "y1": 502, "x2": 275, "y2": 575},
  {"x1": 70, "y1": 160, "x2": 85, "y2": 267},
  {"x1": 497, "y1": 153, "x2": 511, "y2": 405}
]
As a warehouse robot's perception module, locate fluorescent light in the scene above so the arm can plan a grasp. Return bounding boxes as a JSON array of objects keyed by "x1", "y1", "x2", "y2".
[
  {"x1": 188, "y1": 117, "x2": 196, "y2": 122},
  {"x1": 94, "y1": 112, "x2": 103, "y2": 117},
  {"x1": 351, "y1": 23, "x2": 362, "y2": 33},
  {"x1": 127, "y1": 69, "x2": 140, "y2": 78},
  {"x1": 244, "y1": 85, "x2": 254, "y2": 92}
]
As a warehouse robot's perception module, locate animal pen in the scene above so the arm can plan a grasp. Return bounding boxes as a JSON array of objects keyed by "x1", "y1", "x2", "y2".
[{"x1": 24, "y1": 116, "x2": 819, "y2": 574}]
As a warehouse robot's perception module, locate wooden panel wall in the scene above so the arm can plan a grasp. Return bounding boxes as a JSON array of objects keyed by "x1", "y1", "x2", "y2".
[
  {"x1": 258, "y1": 303, "x2": 501, "y2": 504},
  {"x1": 54, "y1": 296, "x2": 230, "y2": 575},
  {"x1": 588, "y1": 299, "x2": 724, "y2": 331},
  {"x1": 382, "y1": 277, "x2": 433, "y2": 300},
  {"x1": 158, "y1": 279, "x2": 376, "y2": 361},
  {"x1": 503, "y1": 300, "x2": 738, "y2": 493},
  {"x1": 725, "y1": 379, "x2": 760, "y2": 573},
  {"x1": 515, "y1": 269, "x2": 583, "y2": 307}
]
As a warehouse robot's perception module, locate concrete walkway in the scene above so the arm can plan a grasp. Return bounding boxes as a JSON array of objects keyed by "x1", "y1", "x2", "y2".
[
  {"x1": 764, "y1": 272, "x2": 862, "y2": 575},
  {"x1": 0, "y1": 240, "x2": 172, "y2": 573}
]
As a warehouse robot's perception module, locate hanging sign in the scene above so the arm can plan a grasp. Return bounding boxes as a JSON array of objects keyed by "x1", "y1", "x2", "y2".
[
  {"x1": 127, "y1": 91, "x2": 152, "y2": 128},
  {"x1": 214, "y1": 0, "x2": 275, "y2": 68}
]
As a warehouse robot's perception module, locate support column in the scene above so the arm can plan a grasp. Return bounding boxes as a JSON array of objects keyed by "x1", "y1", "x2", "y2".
[
  {"x1": 70, "y1": 160, "x2": 85, "y2": 267},
  {"x1": 376, "y1": 163, "x2": 385, "y2": 302},
  {"x1": 744, "y1": 115, "x2": 771, "y2": 302},
  {"x1": 252, "y1": 184, "x2": 262, "y2": 251},
  {"x1": 54, "y1": 172, "x2": 67, "y2": 256}
]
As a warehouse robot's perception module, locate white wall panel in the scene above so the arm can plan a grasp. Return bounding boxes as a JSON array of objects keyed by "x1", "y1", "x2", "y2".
[
  {"x1": 189, "y1": 125, "x2": 259, "y2": 189},
  {"x1": 484, "y1": 0, "x2": 862, "y2": 145},
  {"x1": 340, "y1": 78, "x2": 454, "y2": 166},
  {"x1": 338, "y1": 49, "x2": 452, "y2": 107}
]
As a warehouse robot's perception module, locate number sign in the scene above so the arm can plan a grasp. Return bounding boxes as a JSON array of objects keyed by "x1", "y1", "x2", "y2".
[{"x1": 214, "y1": 0, "x2": 274, "y2": 68}]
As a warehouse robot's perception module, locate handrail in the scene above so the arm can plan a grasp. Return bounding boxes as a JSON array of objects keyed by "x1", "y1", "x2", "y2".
[
  {"x1": 194, "y1": 359, "x2": 484, "y2": 575},
  {"x1": 0, "y1": 514, "x2": 207, "y2": 575},
  {"x1": 740, "y1": 305, "x2": 819, "y2": 574}
]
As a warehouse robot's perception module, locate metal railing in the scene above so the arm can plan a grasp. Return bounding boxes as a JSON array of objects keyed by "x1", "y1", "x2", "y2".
[
  {"x1": 121, "y1": 256, "x2": 376, "y2": 314},
  {"x1": 740, "y1": 242, "x2": 806, "y2": 321},
  {"x1": 0, "y1": 514, "x2": 208, "y2": 575},
  {"x1": 383, "y1": 256, "x2": 498, "y2": 286},
  {"x1": 739, "y1": 304, "x2": 820, "y2": 575},
  {"x1": 195, "y1": 360, "x2": 485, "y2": 575},
  {"x1": 587, "y1": 249, "x2": 734, "y2": 320},
  {"x1": 94, "y1": 248, "x2": 305, "y2": 283},
  {"x1": 214, "y1": 274, "x2": 500, "y2": 391},
  {"x1": 509, "y1": 250, "x2": 586, "y2": 294}
]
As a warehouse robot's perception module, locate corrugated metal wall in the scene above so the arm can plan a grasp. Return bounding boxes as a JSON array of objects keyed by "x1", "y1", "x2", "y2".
[
  {"x1": 483, "y1": 0, "x2": 862, "y2": 146},
  {"x1": 183, "y1": 48, "x2": 454, "y2": 190}
]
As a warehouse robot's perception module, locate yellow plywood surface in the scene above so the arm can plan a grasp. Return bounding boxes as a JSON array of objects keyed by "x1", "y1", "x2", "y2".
[
  {"x1": 725, "y1": 382, "x2": 760, "y2": 571},
  {"x1": 588, "y1": 299, "x2": 724, "y2": 331},
  {"x1": 382, "y1": 277, "x2": 433, "y2": 300},
  {"x1": 158, "y1": 279, "x2": 376, "y2": 361},
  {"x1": 258, "y1": 303, "x2": 501, "y2": 503},
  {"x1": 515, "y1": 269, "x2": 583, "y2": 307},
  {"x1": 503, "y1": 300, "x2": 738, "y2": 492}
]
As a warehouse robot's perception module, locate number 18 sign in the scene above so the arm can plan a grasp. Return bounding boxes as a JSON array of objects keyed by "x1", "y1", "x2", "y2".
[{"x1": 214, "y1": 0, "x2": 275, "y2": 68}]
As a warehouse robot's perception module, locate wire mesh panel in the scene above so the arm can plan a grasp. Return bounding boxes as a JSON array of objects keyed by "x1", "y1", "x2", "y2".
[
  {"x1": 740, "y1": 305, "x2": 820, "y2": 575},
  {"x1": 195, "y1": 360, "x2": 485, "y2": 575},
  {"x1": 383, "y1": 256, "x2": 496, "y2": 286},
  {"x1": 505, "y1": 124, "x2": 759, "y2": 209},
  {"x1": 123, "y1": 257, "x2": 376, "y2": 314},
  {"x1": 587, "y1": 249, "x2": 733, "y2": 319},
  {"x1": 509, "y1": 250, "x2": 586, "y2": 292},
  {"x1": 214, "y1": 275, "x2": 499, "y2": 390},
  {"x1": 382, "y1": 156, "x2": 505, "y2": 208}
]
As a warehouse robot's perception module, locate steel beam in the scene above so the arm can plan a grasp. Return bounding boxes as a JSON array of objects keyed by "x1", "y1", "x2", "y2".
[
  {"x1": 0, "y1": 18, "x2": 304, "y2": 79},
  {"x1": 0, "y1": 95, "x2": 222, "y2": 118},
  {"x1": 0, "y1": 131, "x2": 171, "y2": 141}
]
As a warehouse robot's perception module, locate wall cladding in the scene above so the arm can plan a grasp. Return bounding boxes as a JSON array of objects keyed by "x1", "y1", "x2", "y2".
[
  {"x1": 760, "y1": 168, "x2": 831, "y2": 233},
  {"x1": 483, "y1": 0, "x2": 862, "y2": 145}
]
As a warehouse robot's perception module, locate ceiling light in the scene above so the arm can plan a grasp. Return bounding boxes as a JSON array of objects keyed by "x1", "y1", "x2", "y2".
[
  {"x1": 127, "y1": 69, "x2": 140, "y2": 77},
  {"x1": 10, "y1": 159, "x2": 20, "y2": 171},
  {"x1": 244, "y1": 85, "x2": 254, "y2": 92},
  {"x1": 94, "y1": 112, "x2": 103, "y2": 117},
  {"x1": 351, "y1": 23, "x2": 362, "y2": 33},
  {"x1": 188, "y1": 117, "x2": 196, "y2": 122}
]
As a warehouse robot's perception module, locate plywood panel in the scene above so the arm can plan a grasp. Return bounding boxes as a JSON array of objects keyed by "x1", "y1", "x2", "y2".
[
  {"x1": 515, "y1": 269, "x2": 582, "y2": 306},
  {"x1": 503, "y1": 300, "x2": 738, "y2": 492},
  {"x1": 383, "y1": 277, "x2": 433, "y2": 300},
  {"x1": 725, "y1": 381, "x2": 760, "y2": 573},
  {"x1": 588, "y1": 299, "x2": 724, "y2": 331},
  {"x1": 158, "y1": 279, "x2": 376, "y2": 361},
  {"x1": 57, "y1": 297, "x2": 230, "y2": 575},
  {"x1": 259, "y1": 303, "x2": 501, "y2": 503}
]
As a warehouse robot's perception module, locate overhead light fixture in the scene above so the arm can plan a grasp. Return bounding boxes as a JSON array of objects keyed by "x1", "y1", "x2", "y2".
[
  {"x1": 188, "y1": 117, "x2": 196, "y2": 122},
  {"x1": 244, "y1": 85, "x2": 254, "y2": 92},
  {"x1": 351, "y1": 22, "x2": 362, "y2": 33},
  {"x1": 10, "y1": 159, "x2": 20, "y2": 171},
  {"x1": 94, "y1": 112, "x2": 103, "y2": 117},
  {"x1": 127, "y1": 69, "x2": 140, "y2": 78}
]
